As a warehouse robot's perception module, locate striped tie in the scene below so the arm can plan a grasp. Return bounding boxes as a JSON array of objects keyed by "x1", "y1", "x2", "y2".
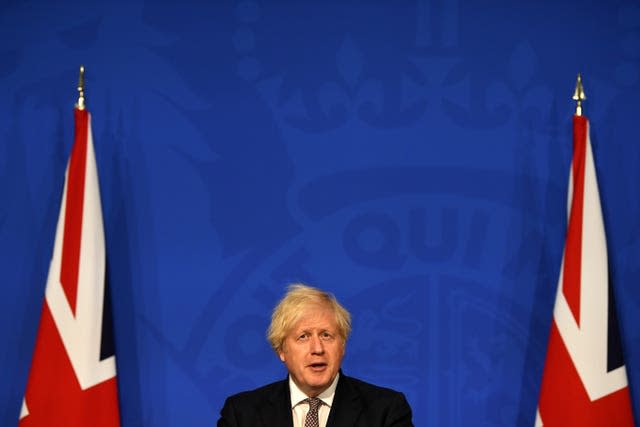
[{"x1": 303, "y1": 397, "x2": 321, "y2": 427}]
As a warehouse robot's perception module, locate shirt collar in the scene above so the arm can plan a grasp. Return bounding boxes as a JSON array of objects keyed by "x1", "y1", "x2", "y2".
[{"x1": 289, "y1": 372, "x2": 340, "y2": 409}]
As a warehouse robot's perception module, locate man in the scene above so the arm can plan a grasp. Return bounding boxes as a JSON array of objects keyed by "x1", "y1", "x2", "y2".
[{"x1": 217, "y1": 283, "x2": 414, "y2": 427}]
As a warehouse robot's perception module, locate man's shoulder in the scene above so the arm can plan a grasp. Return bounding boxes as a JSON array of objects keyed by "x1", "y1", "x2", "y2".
[
  {"x1": 225, "y1": 379, "x2": 287, "y2": 404},
  {"x1": 339, "y1": 374, "x2": 405, "y2": 400},
  {"x1": 334, "y1": 374, "x2": 414, "y2": 425},
  {"x1": 219, "y1": 379, "x2": 291, "y2": 426}
]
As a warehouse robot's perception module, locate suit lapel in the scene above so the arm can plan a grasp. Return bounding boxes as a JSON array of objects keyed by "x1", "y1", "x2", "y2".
[
  {"x1": 326, "y1": 375, "x2": 363, "y2": 427},
  {"x1": 258, "y1": 379, "x2": 294, "y2": 427}
]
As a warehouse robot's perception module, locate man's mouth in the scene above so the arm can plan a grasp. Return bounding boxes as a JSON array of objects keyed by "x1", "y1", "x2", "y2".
[{"x1": 308, "y1": 363, "x2": 327, "y2": 371}]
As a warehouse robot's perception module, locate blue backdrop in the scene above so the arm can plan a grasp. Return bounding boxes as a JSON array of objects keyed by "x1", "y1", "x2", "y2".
[{"x1": 1, "y1": 1, "x2": 639, "y2": 425}]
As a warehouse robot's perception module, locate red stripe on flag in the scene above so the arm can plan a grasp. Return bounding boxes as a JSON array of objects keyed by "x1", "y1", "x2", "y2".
[
  {"x1": 538, "y1": 322, "x2": 634, "y2": 427},
  {"x1": 562, "y1": 115, "x2": 587, "y2": 326},
  {"x1": 59, "y1": 109, "x2": 89, "y2": 315}
]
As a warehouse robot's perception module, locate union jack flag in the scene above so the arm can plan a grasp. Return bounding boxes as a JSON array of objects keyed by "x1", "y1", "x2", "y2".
[
  {"x1": 20, "y1": 108, "x2": 121, "y2": 426},
  {"x1": 536, "y1": 115, "x2": 634, "y2": 426}
]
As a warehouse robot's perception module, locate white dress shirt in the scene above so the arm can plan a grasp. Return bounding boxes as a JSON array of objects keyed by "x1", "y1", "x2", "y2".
[{"x1": 289, "y1": 373, "x2": 339, "y2": 427}]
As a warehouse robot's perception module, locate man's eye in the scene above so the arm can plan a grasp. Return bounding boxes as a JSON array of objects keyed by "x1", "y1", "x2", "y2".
[
  {"x1": 297, "y1": 334, "x2": 309, "y2": 341},
  {"x1": 320, "y1": 332, "x2": 332, "y2": 340}
]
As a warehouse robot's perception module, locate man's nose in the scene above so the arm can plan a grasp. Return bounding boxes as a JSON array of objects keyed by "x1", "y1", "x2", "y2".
[{"x1": 310, "y1": 335, "x2": 324, "y2": 354}]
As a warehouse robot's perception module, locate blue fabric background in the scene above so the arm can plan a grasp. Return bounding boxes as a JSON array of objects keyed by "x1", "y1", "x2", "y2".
[{"x1": 1, "y1": 1, "x2": 639, "y2": 425}]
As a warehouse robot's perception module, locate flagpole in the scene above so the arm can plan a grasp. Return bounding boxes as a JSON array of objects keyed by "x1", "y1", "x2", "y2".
[
  {"x1": 76, "y1": 65, "x2": 85, "y2": 110},
  {"x1": 572, "y1": 73, "x2": 586, "y2": 116}
]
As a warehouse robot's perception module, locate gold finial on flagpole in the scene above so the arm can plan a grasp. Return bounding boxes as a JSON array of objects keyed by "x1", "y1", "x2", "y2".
[
  {"x1": 76, "y1": 65, "x2": 85, "y2": 110},
  {"x1": 572, "y1": 73, "x2": 586, "y2": 116}
]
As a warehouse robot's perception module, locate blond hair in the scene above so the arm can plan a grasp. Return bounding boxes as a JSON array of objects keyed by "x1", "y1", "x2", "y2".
[{"x1": 267, "y1": 283, "x2": 351, "y2": 354}]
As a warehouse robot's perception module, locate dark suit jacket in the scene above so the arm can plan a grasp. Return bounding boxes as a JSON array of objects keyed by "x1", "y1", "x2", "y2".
[{"x1": 217, "y1": 373, "x2": 413, "y2": 427}]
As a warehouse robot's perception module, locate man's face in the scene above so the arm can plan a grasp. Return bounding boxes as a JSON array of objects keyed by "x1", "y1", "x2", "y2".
[{"x1": 278, "y1": 304, "x2": 345, "y2": 397}]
